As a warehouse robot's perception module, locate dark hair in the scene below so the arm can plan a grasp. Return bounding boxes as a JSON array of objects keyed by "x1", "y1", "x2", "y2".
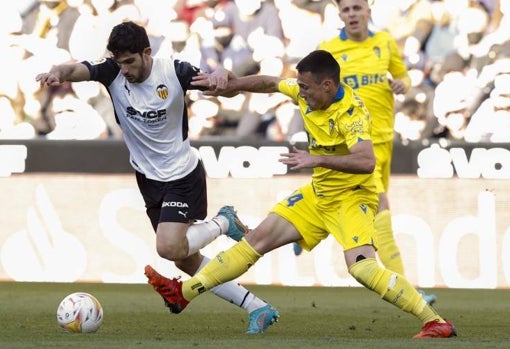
[
  {"x1": 106, "y1": 21, "x2": 150, "y2": 56},
  {"x1": 296, "y1": 50, "x2": 340, "y2": 85}
]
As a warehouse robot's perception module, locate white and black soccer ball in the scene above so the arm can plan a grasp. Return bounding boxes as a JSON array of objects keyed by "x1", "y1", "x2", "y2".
[{"x1": 56, "y1": 292, "x2": 104, "y2": 333}]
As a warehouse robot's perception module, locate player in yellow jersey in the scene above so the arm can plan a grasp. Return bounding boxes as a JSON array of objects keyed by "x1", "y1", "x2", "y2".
[
  {"x1": 314, "y1": 0, "x2": 436, "y2": 304},
  {"x1": 144, "y1": 50, "x2": 456, "y2": 338}
]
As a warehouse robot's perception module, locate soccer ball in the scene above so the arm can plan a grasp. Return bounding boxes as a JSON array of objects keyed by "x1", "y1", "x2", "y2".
[{"x1": 56, "y1": 292, "x2": 104, "y2": 333}]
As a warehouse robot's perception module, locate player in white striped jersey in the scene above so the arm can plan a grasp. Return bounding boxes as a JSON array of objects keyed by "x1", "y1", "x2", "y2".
[{"x1": 36, "y1": 21, "x2": 279, "y2": 334}]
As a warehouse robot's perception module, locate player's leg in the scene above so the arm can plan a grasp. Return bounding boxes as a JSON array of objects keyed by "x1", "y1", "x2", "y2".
[
  {"x1": 176, "y1": 183, "x2": 323, "y2": 297},
  {"x1": 373, "y1": 142, "x2": 404, "y2": 274},
  {"x1": 164, "y1": 204, "x2": 273, "y2": 327},
  {"x1": 181, "y1": 213, "x2": 301, "y2": 300},
  {"x1": 347, "y1": 247, "x2": 455, "y2": 338},
  {"x1": 144, "y1": 214, "x2": 294, "y2": 328},
  {"x1": 139, "y1": 164, "x2": 276, "y2": 332},
  {"x1": 195, "y1": 255, "x2": 279, "y2": 334},
  {"x1": 160, "y1": 166, "x2": 277, "y2": 330},
  {"x1": 337, "y1": 191, "x2": 454, "y2": 338},
  {"x1": 145, "y1": 184, "x2": 323, "y2": 331},
  {"x1": 373, "y1": 143, "x2": 436, "y2": 305},
  {"x1": 152, "y1": 184, "x2": 313, "y2": 295},
  {"x1": 145, "y1": 250, "x2": 279, "y2": 333},
  {"x1": 155, "y1": 207, "x2": 249, "y2": 260}
]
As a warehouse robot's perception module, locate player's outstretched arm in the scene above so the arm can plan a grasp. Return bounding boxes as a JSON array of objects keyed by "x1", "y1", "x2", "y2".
[
  {"x1": 228, "y1": 75, "x2": 282, "y2": 94},
  {"x1": 192, "y1": 74, "x2": 282, "y2": 97},
  {"x1": 36, "y1": 62, "x2": 90, "y2": 87}
]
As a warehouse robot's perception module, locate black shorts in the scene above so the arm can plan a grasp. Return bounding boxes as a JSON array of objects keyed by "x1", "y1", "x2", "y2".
[{"x1": 135, "y1": 161, "x2": 208, "y2": 231}]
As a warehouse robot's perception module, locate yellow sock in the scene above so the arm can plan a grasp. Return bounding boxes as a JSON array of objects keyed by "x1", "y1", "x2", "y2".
[
  {"x1": 348, "y1": 258, "x2": 444, "y2": 324},
  {"x1": 182, "y1": 238, "x2": 261, "y2": 301},
  {"x1": 374, "y1": 210, "x2": 404, "y2": 275}
]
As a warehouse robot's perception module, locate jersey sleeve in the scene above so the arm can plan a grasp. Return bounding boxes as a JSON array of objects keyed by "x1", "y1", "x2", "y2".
[
  {"x1": 277, "y1": 78, "x2": 299, "y2": 101},
  {"x1": 174, "y1": 60, "x2": 203, "y2": 92},
  {"x1": 82, "y1": 58, "x2": 120, "y2": 86}
]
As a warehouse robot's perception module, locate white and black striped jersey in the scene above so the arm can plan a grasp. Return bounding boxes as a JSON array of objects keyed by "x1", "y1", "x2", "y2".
[{"x1": 83, "y1": 57, "x2": 204, "y2": 181}]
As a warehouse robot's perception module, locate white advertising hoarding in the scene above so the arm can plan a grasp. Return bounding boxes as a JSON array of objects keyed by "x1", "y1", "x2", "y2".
[{"x1": 1, "y1": 173, "x2": 509, "y2": 289}]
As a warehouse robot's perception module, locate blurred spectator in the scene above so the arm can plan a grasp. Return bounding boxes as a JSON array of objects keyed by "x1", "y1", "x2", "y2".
[
  {"x1": 68, "y1": 0, "x2": 123, "y2": 61},
  {"x1": 276, "y1": 0, "x2": 340, "y2": 62},
  {"x1": 394, "y1": 73, "x2": 436, "y2": 142},
  {"x1": 198, "y1": 0, "x2": 285, "y2": 75},
  {"x1": 0, "y1": 96, "x2": 36, "y2": 139},
  {"x1": 429, "y1": 50, "x2": 467, "y2": 86},
  {"x1": 432, "y1": 53, "x2": 478, "y2": 140},
  {"x1": 423, "y1": 0, "x2": 461, "y2": 72},
  {"x1": 174, "y1": 0, "x2": 212, "y2": 26},
  {"x1": 465, "y1": 72, "x2": 510, "y2": 142},
  {"x1": 0, "y1": 2, "x2": 38, "y2": 139},
  {"x1": 477, "y1": 40, "x2": 510, "y2": 86},
  {"x1": 35, "y1": 81, "x2": 108, "y2": 139},
  {"x1": 24, "y1": 0, "x2": 80, "y2": 52},
  {"x1": 191, "y1": 0, "x2": 289, "y2": 139},
  {"x1": 464, "y1": 42, "x2": 510, "y2": 142},
  {"x1": 1, "y1": 0, "x2": 509, "y2": 142},
  {"x1": 371, "y1": 0, "x2": 434, "y2": 53},
  {"x1": 394, "y1": 98, "x2": 429, "y2": 142},
  {"x1": 470, "y1": 0, "x2": 508, "y2": 58},
  {"x1": 454, "y1": 0, "x2": 490, "y2": 62}
]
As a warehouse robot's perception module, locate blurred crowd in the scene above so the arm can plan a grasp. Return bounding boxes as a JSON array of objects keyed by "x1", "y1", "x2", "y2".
[{"x1": 0, "y1": 0, "x2": 509, "y2": 144}]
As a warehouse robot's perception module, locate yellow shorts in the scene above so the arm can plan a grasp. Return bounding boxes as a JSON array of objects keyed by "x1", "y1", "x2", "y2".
[
  {"x1": 373, "y1": 141, "x2": 393, "y2": 194},
  {"x1": 270, "y1": 182, "x2": 378, "y2": 252}
]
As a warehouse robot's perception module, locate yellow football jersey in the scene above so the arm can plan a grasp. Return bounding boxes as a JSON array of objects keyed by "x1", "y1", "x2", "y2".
[
  {"x1": 319, "y1": 29, "x2": 410, "y2": 144},
  {"x1": 278, "y1": 78, "x2": 376, "y2": 204}
]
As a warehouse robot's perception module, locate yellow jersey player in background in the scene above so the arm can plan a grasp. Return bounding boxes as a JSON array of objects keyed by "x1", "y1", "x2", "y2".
[
  {"x1": 316, "y1": 0, "x2": 436, "y2": 304},
  {"x1": 144, "y1": 50, "x2": 456, "y2": 338}
]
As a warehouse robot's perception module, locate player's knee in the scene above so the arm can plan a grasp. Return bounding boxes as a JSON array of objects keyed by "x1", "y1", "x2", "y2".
[
  {"x1": 156, "y1": 242, "x2": 185, "y2": 261},
  {"x1": 348, "y1": 257, "x2": 381, "y2": 290}
]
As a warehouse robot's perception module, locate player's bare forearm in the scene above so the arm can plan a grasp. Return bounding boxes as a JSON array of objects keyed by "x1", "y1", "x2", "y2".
[
  {"x1": 36, "y1": 62, "x2": 90, "y2": 87},
  {"x1": 194, "y1": 74, "x2": 281, "y2": 97},
  {"x1": 317, "y1": 140, "x2": 375, "y2": 174},
  {"x1": 281, "y1": 141, "x2": 375, "y2": 174},
  {"x1": 228, "y1": 75, "x2": 281, "y2": 94},
  {"x1": 315, "y1": 152, "x2": 375, "y2": 174}
]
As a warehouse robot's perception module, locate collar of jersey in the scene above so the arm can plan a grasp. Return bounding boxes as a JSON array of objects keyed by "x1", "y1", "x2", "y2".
[
  {"x1": 334, "y1": 84, "x2": 345, "y2": 102},
  {"x1": 339, "y1": 28, "x2": 374, "y2": 40}
]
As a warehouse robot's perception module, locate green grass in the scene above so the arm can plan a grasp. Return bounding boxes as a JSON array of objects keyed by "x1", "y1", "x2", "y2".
[{"x1": 0, "y1": 282, "x2": 508, "y2": 349}]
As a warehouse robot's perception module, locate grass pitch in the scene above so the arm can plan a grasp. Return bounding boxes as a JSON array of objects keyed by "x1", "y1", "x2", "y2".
[{"x1": 1, "y1": 282, "x2": 508, "y2": 349}]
